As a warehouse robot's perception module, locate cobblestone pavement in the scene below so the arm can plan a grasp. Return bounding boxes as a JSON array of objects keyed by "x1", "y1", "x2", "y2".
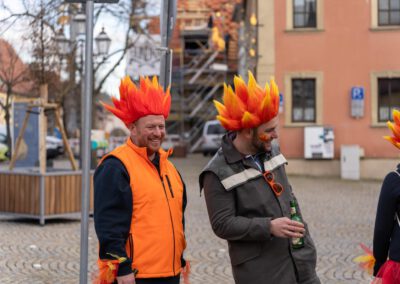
[{"x1": 0, "y1": 154, "x2": 382, "y2": 284}]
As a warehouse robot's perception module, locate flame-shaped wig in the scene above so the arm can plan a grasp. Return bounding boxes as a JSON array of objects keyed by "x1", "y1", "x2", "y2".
[
  {"x1": 384, "y1": 109, "x2": 400, "y2": 150},
  {"x1": 354, "y1": 243, "x2": 375, "y2": 275},
  {"x1": 102, "y1": 76, "x2": 171, "y2": 125},
  {"x1": 214, "y1": 71, "x2": 280, "y2": 131}
]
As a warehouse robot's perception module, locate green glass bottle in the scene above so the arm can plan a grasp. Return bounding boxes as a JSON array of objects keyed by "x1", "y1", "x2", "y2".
[{"x1": 290, "y1": 200, "x2": 304, "y2": 249}]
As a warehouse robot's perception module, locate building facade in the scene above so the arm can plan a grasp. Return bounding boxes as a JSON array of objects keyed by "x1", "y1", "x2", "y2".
[{"x1": 257, "y1": 0, "x2": 400, "y2": 178}]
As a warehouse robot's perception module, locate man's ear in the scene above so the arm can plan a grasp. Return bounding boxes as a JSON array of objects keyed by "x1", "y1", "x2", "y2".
[
  {"x1": 128, "y1": 122, "x2": 137, "y2": 135},
  {"x1": 243, "y1": 128, "x2": 253, "y2": 139},
  {"x1": 127, "y1": 123, "x2": 133, "y2": 131}
]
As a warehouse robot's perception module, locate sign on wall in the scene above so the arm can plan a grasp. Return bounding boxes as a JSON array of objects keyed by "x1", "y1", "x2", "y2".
[
  {"x1": 126, "y1": 34, "x2": 162, "y2": 80},
  {"x1": 351, "y1": 87, "x2": 364, "y2": 118},
  {"x1": 304, "y1": 126, "x2": 334, "y2": 159},
  {"x1": 279, "y1": 93, "x2": 284, "y2": 114}
]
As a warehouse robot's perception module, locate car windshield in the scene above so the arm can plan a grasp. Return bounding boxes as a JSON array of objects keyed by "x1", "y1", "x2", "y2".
[{"x1": 207, "y1": 123, "x2": 225, "y2": 135}]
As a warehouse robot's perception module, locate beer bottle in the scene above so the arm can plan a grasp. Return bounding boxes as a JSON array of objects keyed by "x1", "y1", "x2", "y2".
[{"x1": 290, "y1": 200, "x2": 304, "y2": 249}]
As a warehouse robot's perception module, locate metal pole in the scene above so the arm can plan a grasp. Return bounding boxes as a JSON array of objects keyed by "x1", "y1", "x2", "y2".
[
  {"x1": 80, "y1": 40, "x2": 85, "y2": 170},
  {"x1": 179, "y1": 51, "x2": 185, "y2": 138},
  {"x1": 39, "y1": 175, "x2": 45, "y2": 226},
  {"x1": 159, "y1": 0, "x2": 175, "y2": 90},
  {"x1": 80, "y1": 1, "x2": 94, "y2": 283}
]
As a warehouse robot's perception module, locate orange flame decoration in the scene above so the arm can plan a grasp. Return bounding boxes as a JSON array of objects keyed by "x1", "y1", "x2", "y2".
[
  {"x1": 259, "y1": 133, "x2": 269, "y2": 142},
  {"x1": 354, "y1": 243, "x2": 375, "y2": 275},
  {"x1": 94, "y1": 254, "x2": 127, "y2": 284},
  {"x1": 384, "y1": 109, "x2": 400, "y2": 150},
  {"x1": 214, "y1": 71, "x2": 280, "y2": 131},
  {"x1": 101, "y1": 76, "x2": 171, "y2": 125},
  {"x1": 181, "y1": 260, "x2": 191, "y2": 284},
  {"x1": 211, "y1": 27, "x2": 225, "y2": 51}
]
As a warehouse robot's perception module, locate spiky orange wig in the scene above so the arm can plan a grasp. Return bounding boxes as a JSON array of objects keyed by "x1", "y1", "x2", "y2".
[
  {"x1": 102, "y1": 76, "x2": 171, "y2": 125},
  {"x1": 214, "y1": 71, "x2": 280, "y2": 131},
  {"x1": 384, "y1": 109, "x2": 400, "y2": 149}
]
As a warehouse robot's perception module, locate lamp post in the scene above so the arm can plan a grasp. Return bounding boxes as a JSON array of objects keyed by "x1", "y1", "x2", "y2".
[
  {"x1": 55, "y1": 29, "x2": 70, "y2": 55},
  {"x1": 95, "y1": 27, "x2": 111, "y2": 57},
  {"x1": 58, "y1": 2, "x2": 116, "y2": 283},
  {"x1": 55, "y1": 17, "x2": 112, "y2": 137},
  {"x1": 73, "y1": 10, "x2": 86, "y2": 36},
  {"x1": 159, "y1": 0, "x2": 176, "y2": 90},
  {"x1": 80, "y1": 4, "x2": 93, "y2": 282}
]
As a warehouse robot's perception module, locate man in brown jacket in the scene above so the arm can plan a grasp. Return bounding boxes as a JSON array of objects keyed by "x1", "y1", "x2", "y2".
[{"x1": 199, "y1": 72, "x2": 320, "y2": 284}]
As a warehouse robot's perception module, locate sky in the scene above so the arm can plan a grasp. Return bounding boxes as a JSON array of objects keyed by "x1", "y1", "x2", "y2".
[{"x1": 0, "y1": 0, "x2": 161, "y2": 96}]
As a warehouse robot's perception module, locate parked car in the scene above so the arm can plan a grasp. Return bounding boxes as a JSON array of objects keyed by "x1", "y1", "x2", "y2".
[
  {"x1": 46, "y1": 136, "x2": 64, "y2": 159},
  {"x1": 161, "y1": 134, "x2": 182, "y2": 151},
  {"x1": 0, "y1": 133, "x2": 9, "y2": 161},
  {"x1": 0, "y1": 126, "x2": 64, "y2": 160},
  {"x1": 200, "y1": 120, "x2": 225, "y2": 156}
]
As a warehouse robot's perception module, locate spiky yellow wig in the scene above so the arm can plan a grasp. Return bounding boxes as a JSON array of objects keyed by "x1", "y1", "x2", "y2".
[
  {"x1": 384, "y1": 109, "x2": 400, "y2": 149},
  {"x1": 102, "y1": 76, "x2": 171, "y2": 125},
  {"x1": 214, "y1": 71, "x2": 280, "y2": 131}
]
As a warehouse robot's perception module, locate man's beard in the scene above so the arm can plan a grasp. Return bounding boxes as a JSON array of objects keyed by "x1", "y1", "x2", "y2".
[{"x1": 251, "y1": 131, "x2": 270, "y2": 154}]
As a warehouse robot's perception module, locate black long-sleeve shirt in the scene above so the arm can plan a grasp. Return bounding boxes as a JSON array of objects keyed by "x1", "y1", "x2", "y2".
[
  {"x1": 373, "y1": 164, "x2": 400, "y2": 275},
  {"x1": 94, "y1": 154, "x2": 187, "y2": 276}
]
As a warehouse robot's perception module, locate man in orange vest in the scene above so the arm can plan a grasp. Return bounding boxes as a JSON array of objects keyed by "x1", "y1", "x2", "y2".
[{"x1": 94, "y1": 76, "x2": 187, "y2": 284}]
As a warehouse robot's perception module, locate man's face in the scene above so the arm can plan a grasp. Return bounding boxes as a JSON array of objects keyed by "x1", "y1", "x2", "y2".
[
  {"x1": 250, "y1": 116, "x2": 279, "y2": 153},
  {"x1": 130, "y1": 115, "x2": 166, "y2": 155}
]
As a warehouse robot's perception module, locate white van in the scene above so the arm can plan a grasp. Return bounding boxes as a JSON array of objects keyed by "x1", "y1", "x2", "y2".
[{"x1": 200, "y1": 120, "x2": 225, "y2": 156}]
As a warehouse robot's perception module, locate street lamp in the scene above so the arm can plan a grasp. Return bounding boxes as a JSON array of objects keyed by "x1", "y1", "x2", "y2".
[
  {"x1": 95, "y1": 27, "x2": 111, "y2": 56},
  {"x1": 73, "y1": 10, "x2": 86, "y2": 36},
  {"x1": 55, "y1": 29, "x2": 70, "y2": 55}
]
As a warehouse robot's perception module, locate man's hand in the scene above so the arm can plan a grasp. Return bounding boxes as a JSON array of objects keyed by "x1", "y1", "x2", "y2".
[
  {"x1": 117, "y1": 273, "x2": 136, "y2": 284},
  {"x1": 270, "y1": 217, "x2": 305, "y2": 238}
]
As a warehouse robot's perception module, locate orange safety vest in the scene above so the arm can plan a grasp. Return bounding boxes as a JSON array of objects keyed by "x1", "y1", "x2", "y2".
[{"x1": 98, "y1": 138, "x2": 186, "y2": 278}]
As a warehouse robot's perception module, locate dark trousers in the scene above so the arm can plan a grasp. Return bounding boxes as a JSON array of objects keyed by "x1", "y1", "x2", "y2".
[{"x1": 135, "y1": 275, "x2": 180, "y2": 284}]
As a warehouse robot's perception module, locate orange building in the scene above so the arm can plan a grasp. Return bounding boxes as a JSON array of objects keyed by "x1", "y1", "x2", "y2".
[{"x1": 256, "y1": 0, "x2": 400, "y2": 178}]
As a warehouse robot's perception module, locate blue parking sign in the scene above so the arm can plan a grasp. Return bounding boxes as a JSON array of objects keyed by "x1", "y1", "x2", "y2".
[
  {"x1": 351, "y1": 87, "x2": 364, "y2": 118},
  {"x1": 279, "y1": 93, "x2": 284, "y2": 113},
  {"x1": 351, "y1": 87, "x2": 364, "y2": 100}
]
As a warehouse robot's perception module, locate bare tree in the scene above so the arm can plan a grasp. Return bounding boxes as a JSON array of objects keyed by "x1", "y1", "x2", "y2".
[
  {"x1": 0, "y1": 39, "x2": 33, "y2": 153},
  {"x1": 0, "y1": 0, "x2": 157, "y2": 137}
]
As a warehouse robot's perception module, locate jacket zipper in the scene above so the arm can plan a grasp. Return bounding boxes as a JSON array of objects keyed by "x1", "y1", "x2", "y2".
[
  {"x1": 128, "y1": 233, "x2": 133, "y2": 260},
  {"x1": 165, "y1": 175, "x2": 174, "y2": 198},
  {"x1": 161, "y1": 176, "x2": 176, "y2": 275},
  {"x1": 146, "y1": 157, "x2": 176, "y2": 275}
]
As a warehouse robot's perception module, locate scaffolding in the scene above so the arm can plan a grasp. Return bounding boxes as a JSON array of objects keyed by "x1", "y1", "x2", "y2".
[{"x1": 167, "y1": 1, "x2": 238, "y2": 152}]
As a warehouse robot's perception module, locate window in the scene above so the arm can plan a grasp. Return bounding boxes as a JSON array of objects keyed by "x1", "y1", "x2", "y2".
[
  {"x1": 371, "y1": 72, "x2": 400, "y2": 126},
  {"x1": 286, "y1": 0, "x2": 323, "y2": 31},
  {"x1": 378, "y1": 0, "x2": 400, "y2": 26},
  {"x1": 284, "y1": 72, "x2": 323, "y2": 126},
  {"x1": 378, "y1": 78, "x2": 400, "y2": 121},
  {"x1": 292, "y1": 79, "x2": 316, "y2": 122},
  {"x1": 293, "y1": 0, "x2": 317, "y2": 28}
]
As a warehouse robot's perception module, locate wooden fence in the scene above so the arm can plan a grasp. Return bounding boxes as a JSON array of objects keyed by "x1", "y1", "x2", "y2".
[{"x1": 0, "y1": 171, "x2": 93, "y2": 224}]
